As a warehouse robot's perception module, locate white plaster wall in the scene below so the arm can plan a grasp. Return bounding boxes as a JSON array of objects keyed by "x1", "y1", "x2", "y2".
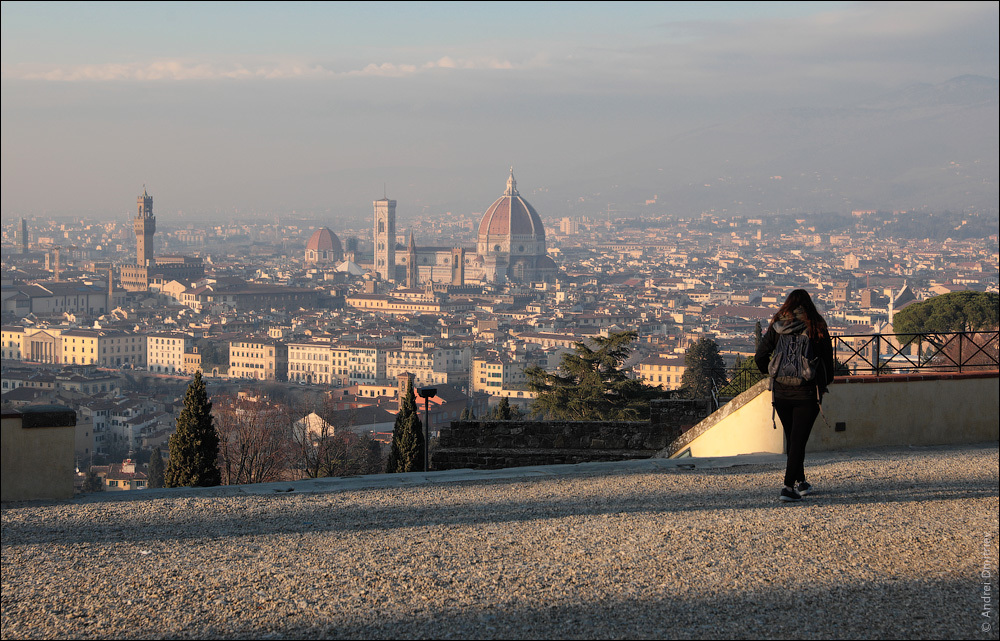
[{"x1": 675, "y1": 374, "x2": 999, "y2": 458}]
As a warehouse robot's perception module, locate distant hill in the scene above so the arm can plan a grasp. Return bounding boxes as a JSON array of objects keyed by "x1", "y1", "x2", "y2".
[{"x1": 549, "y1": 75, "x2": 999, "y2": 217}]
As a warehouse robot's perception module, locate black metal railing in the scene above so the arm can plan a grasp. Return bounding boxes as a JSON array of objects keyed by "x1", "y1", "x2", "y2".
[
  {"x1": 832, "y1": 330, "x2": 999, "y2": 376},
  {"x1": 708, "y1": 331, "x2": 999, "y2": 409},
  {"x1": 715, "y1": 367, "x2": 766, "y2": 399}
]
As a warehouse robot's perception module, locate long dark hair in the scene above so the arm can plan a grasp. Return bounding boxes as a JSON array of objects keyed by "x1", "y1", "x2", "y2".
[{"x1": 772, "y1": 289, "x2": 829, "y2": 340}]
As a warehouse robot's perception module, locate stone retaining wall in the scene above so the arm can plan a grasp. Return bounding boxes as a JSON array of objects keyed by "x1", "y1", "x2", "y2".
[{"x1": 431, "y1": 398, "x2": 712, "y2": 470}]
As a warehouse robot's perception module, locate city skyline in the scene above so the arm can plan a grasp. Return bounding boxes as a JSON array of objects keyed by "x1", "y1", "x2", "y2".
[{"x1": 2, "y1": 2, "x2": 998, "y2": 220}]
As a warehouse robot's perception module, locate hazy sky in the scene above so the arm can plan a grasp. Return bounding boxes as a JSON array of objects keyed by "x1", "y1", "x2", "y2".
[{"x1": 2, "y1": 1, "x2": 997, "y2": 222}]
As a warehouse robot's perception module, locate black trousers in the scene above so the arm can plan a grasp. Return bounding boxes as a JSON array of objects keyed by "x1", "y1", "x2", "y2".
[{"x1": 774, "y1": 401, "x2": 820, "y2": 488}]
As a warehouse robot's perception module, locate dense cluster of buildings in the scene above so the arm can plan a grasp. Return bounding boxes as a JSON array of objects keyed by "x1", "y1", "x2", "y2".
[{"x1": 2, "y1": 173, "x2": 997, "y2": 478}]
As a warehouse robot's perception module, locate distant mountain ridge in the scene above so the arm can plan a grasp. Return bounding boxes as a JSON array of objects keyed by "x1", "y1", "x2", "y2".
[
  {"x1": 546, "y1": 75, "x2": 999, "y2": 217},
  {"x1": 858, "y1": 75, "x2": 999, "y2": 110}
]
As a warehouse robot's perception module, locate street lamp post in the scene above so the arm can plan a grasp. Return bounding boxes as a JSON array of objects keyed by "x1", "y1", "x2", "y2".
[{"x1": 417, "y1": 387, "x2": 437, "y2": 472}]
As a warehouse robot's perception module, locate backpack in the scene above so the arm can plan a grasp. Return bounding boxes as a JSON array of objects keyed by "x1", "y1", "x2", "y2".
[{"x1": 768, "y1": 332, "x2": 819, "y2": 386}]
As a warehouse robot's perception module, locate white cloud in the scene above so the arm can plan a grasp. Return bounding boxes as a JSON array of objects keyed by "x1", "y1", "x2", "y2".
[
  {"x1": 1, "y1": 55, "x2": 518, "y2": 82},
  {"x1": 2, "y1": 59, "x2": 331, "y2": 81}
]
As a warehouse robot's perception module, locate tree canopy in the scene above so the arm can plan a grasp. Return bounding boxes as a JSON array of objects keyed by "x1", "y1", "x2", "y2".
[
  {"x1": 165, "y1": 371, "x2": 221, "y2": 487},
  {"x1": 195, "y1": 338, "x2": 229, "y2": 375},
  {"x1": 525, "y1": 330, "x2": 660, "y2": 420},
  {"x1": 680, "y1": 337, "x2": 726, "y2": 400},
  {"x1": 893, "y1": 291, "x2": 999, "y2": 335}
]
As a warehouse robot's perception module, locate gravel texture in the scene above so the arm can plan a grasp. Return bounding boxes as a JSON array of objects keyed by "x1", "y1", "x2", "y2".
[{"x1": 3, "y1": 443, "x2": 998, "y2": 640}]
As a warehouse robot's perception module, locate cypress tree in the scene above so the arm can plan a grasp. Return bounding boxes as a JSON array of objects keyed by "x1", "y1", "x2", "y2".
[
  {"x1": 147, "y1": 447, "x2": 165, "y2": 489},
  {"x1": 490, "y1": 396, "x2": 522, "y2": 420},
  {"x1": 386, "y1": 380, "x2": 425, "y2": 473},
  {"x1": 363, "y1": 438, "x2": 384, "y2": 475},
  {"x1": 165, "y1": 371, "x2": 221, "y2": 487},
  {"x1": 84, "y1": 470, "x2": 104, "y2": 493},
  {"x1": 493, "y1": 396, "x2": 513, "y2": 420}
]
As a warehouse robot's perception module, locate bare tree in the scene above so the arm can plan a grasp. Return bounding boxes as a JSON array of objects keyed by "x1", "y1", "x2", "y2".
[
  {"x1": 213, "y1": 390, "x2": 386, "y2": 484},
  {"x1": 286, "y1": 396, "x2": 342, "y2": 479},
  {"x1": 321, "y1": 430, "x2": 385, "y2": 477},
  {"x1": 214, "y1": 394, "x2": 292, "y2": 485},
  {"x1": 287, "y1": 394, "x2": 385, "y2": 478},
  {"x1": 924, "y1": 330, "x2": 999, "y2": 372}
]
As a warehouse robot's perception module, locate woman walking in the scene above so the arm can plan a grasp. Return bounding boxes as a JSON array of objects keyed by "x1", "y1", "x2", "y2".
[{"x1": 755, "y1": 289, "x2": 835, "y2": 502}]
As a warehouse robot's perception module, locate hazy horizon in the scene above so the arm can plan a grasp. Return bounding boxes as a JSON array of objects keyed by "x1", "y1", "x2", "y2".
[{"x1": 2, "y1": 2, "x2": 997, "y2": 224}]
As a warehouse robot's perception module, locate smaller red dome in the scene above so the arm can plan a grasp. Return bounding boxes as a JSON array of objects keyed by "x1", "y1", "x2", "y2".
[
  {"x1": 306, "y1": 228, "x2": 342, "y2": 254},
  {"x1": 305, "y1": 227, "x2": 343, "y2": 264}
]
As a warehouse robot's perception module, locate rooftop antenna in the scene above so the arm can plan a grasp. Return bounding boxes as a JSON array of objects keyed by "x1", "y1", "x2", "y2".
[{"x1": 383, "y1": 183, "x2": 387, "y2": 199}]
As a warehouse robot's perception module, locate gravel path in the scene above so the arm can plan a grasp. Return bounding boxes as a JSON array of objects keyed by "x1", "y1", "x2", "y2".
[{"x1": 3, "y1": 443, "x2": 998, "y2": 640}]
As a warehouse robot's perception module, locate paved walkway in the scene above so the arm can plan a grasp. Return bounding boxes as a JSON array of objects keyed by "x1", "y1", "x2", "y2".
[
  {"x1": 2, "y1": 443, "x2": 998, "y2": 639},
  {"x1": 70, "y1": 451, "x2": 791, "y2": 502}
]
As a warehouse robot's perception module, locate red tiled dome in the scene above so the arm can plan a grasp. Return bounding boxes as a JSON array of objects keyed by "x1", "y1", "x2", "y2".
[
  {"x1": 476, "y1": 170, "x2": 555, "y2": 284},
  {"x1": 478, "y1": 171, "x2": 545, "y2": 239},
  {"x1": 306, "y1": 228, "x2": 342, "y2": 254},
  {"x1": 305, "y1": 227, "x2": 343, "y2": 264}
]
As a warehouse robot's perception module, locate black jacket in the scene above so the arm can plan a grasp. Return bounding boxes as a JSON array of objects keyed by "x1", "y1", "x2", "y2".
[{"x1": 755, "y1": 323, "x2": 835, "y2": 403}]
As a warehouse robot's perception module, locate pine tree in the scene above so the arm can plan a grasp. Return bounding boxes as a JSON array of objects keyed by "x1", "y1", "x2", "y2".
[
  {"x1": 386, "y1": 380, "x2": 425, "y2": 473},
  {"x1": 165, "y1": 371, "x2": 221, "y2": 487},
  {"x1": 893, "y1": 291, "x2": 998, "y2": 334},
  {"x1": 147, "y1": 447, "x2": 165, "y2": 489},
  {"x1": 526, "y1": 330, "x2": 660, "y2": 420},
  {"x1": 754, "y1": 320, "x2": 763, "y2": 349}
]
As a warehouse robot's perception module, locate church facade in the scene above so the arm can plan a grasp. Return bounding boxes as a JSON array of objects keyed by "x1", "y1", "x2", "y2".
[{"x1": 383, "y1": 170, "x2": 557, "y2": 287}]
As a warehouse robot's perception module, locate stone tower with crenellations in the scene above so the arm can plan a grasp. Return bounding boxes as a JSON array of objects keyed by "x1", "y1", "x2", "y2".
[
  {"x1": 121, "y1": 187, "x2": 204, "y2": 292},
  {"x1": 134, "y1": 187, "x2": 155, "y2": 267}
]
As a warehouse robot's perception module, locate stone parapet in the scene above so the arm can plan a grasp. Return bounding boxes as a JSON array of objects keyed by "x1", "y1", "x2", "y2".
[
  {"x1": 649, "y1": 397, "x2": 713, "y2": 443},
  {"x1": 432, "y1": 447, "x2": 657, "y2": 470},
  {"x1": 432, "y1": 400, "x2": 712, "y2": 470},
  {"x1": 2, "y1": 405, "x2": 78, "y2": 501}
]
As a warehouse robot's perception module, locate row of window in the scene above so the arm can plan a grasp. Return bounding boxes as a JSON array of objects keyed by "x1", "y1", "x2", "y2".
[
  {"x1": 642, "y1": 375, "x2": 681, "y2": 383},
  {"x1": 233, "y1": 362, "x2": 267, "y2": 369},
  {"x1": 290, "y1": 363, "x2": 330, "y2": 372},
  {"x1": 289, "y1": 351, "x2": 329, "y2": 361}
]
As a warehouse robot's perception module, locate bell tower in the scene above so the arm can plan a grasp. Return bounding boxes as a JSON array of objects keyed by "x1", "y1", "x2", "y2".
[
  {"x1": 406, "y1": 231, "x2": 418, "y2": 288},
  {"x1": 373, "y1": 195, "x2": 396, "y2": 281},
  {"x1": 134, "y1": 187, "x2": 156, "y2": 266}
]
